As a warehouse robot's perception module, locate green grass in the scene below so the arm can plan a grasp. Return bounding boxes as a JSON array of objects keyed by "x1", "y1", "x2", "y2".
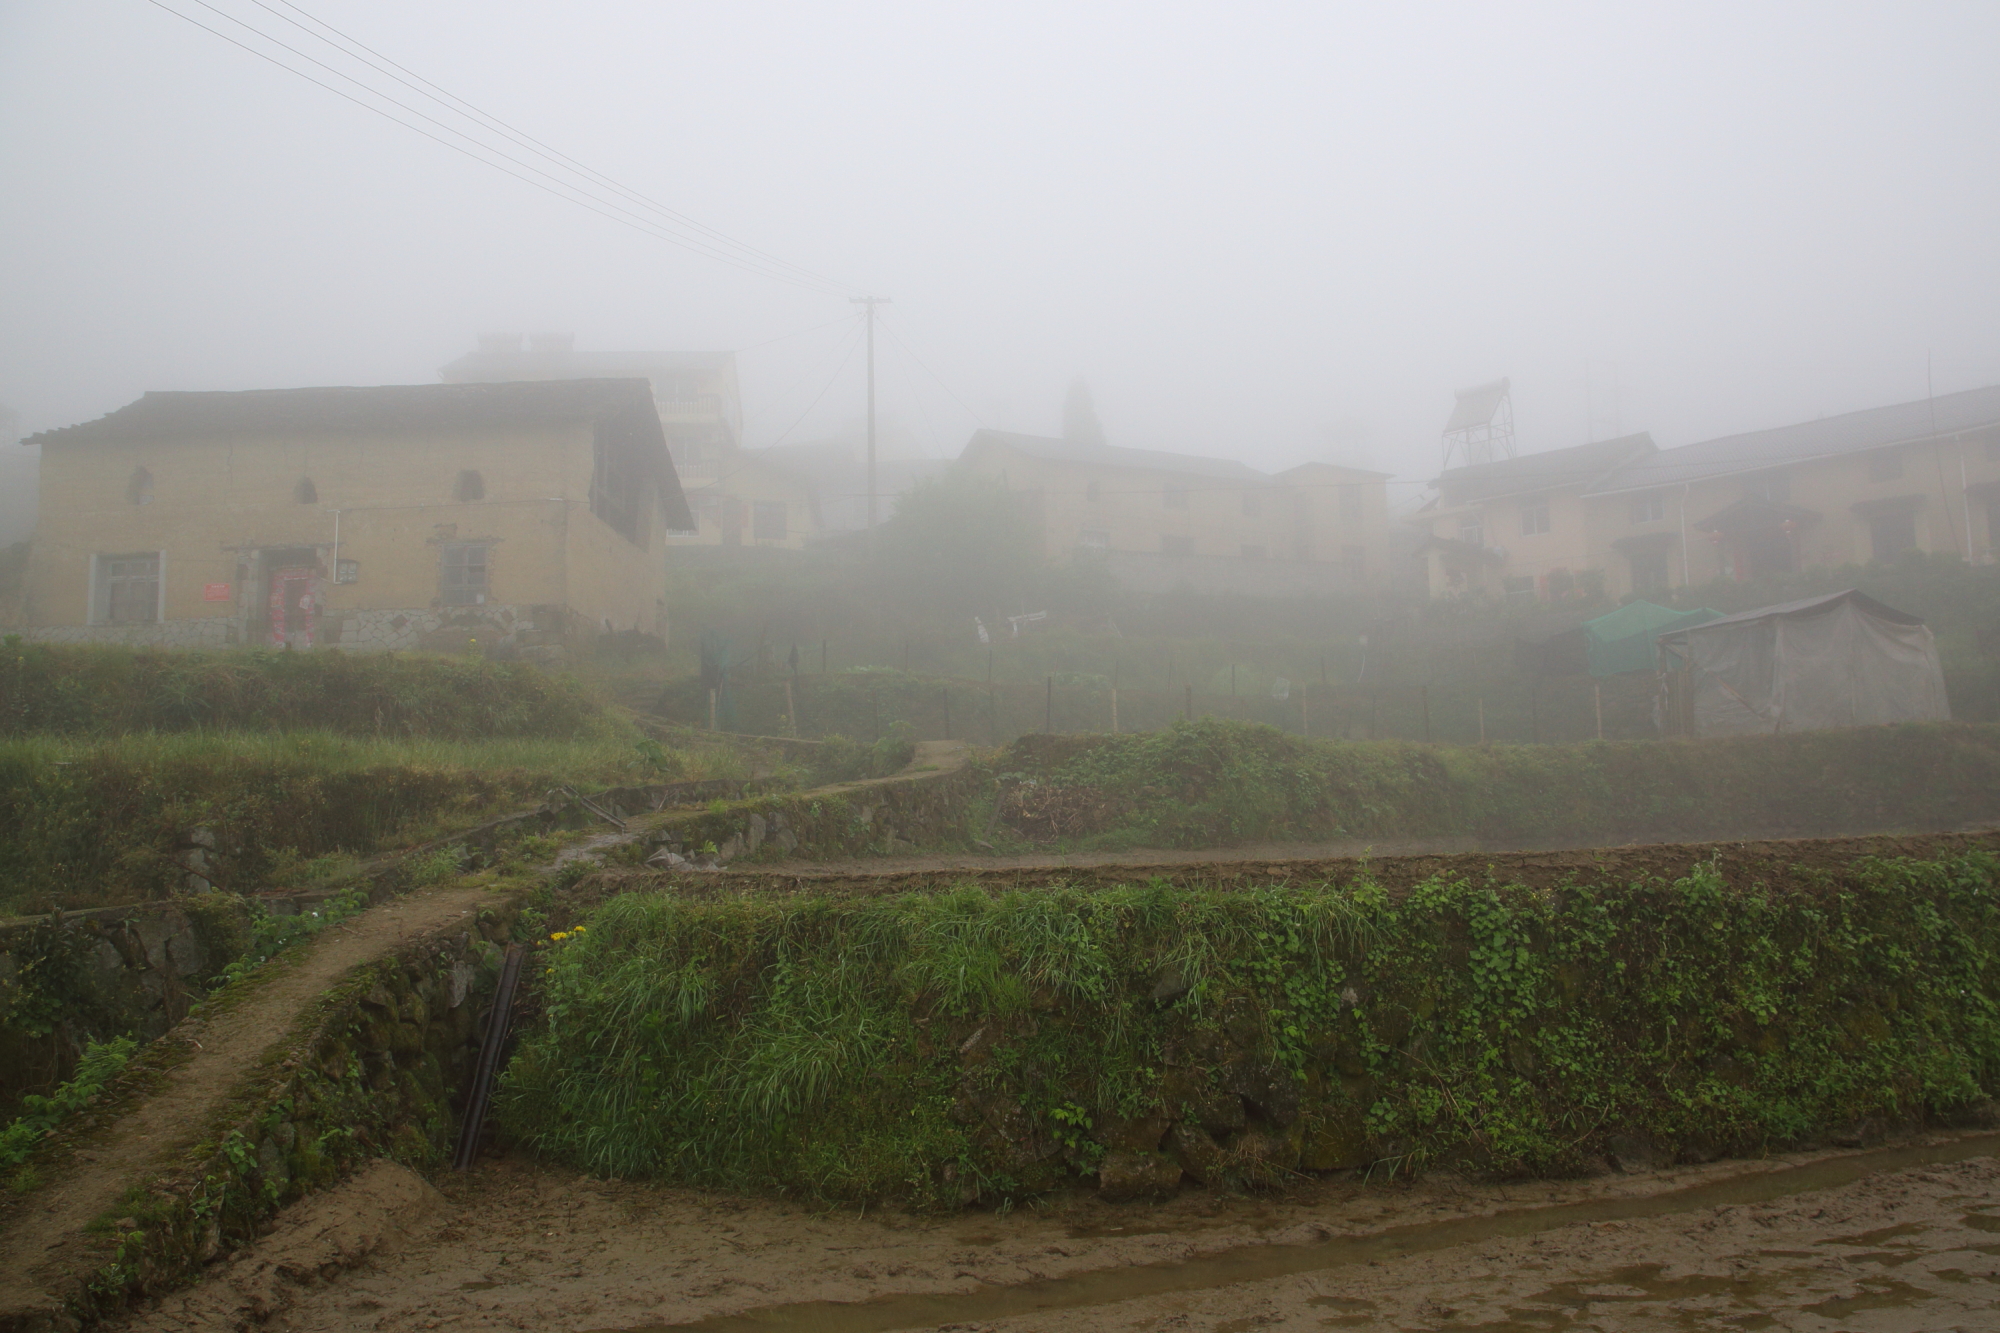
[
  {"x1": 0, "y1": 728, "x2": 756, "y2": 916},
  {"x1": 498, "y1": 850, "x2": 2000, "y2": 1206},
  {"x1": 995, "y1": 717, "x2": 2000, "y2": 849}
]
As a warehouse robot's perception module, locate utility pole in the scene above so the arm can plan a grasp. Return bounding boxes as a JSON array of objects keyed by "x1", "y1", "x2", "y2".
[{"x1": 851, "y1": 296, "x2": 892, "y2": 527}]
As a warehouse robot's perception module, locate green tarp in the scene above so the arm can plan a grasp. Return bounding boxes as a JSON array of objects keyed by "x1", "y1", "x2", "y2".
[{"x1": 1583, "y1": 600, "x2": 1720, "y2": 677}]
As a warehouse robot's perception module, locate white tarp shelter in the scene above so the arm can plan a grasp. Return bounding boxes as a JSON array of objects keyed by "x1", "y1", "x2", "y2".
[{"x1": 1655, "y1": 589, "x2": 1949, "y2": 736}]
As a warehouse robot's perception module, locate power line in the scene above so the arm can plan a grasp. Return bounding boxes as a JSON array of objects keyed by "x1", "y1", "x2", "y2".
[
  {"x1": 876, "y1": 313, "x2": 985, "y2": 428},
  {"x1": 248, "y1": 0, "x2": 850, "y2": 294},
  {"x1": 141, "y1": 0, "x2": 853, "y2": 296},
  {"x1": 768, "y1": 322, "x2": 868, "y2": 449}
]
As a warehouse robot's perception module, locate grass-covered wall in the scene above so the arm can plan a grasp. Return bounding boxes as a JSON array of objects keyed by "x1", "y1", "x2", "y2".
[
  {"x1": 996, "y1": 719, "x2": 2000, "y2": 848},
  {"x1": 498, "y1": 850, "x2": 2000, "y2": 1206}
]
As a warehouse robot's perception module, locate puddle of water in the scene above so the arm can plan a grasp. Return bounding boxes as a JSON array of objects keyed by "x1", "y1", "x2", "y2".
[
  {"x1": 1818, "y1": 1220, "x2": 1929, "y2": 1247},
  {"x1": 1801, "y1": 1277, "x2": 1931, "y2": 1318},
  {"x1": 608, "y1": 1133, "x2": 2000, "y2": 1333}
]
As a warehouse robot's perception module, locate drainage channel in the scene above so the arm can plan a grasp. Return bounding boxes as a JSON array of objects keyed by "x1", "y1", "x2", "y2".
[{"x1": 618, "y1": 1131, "x2": 2000, "y2": 1333}]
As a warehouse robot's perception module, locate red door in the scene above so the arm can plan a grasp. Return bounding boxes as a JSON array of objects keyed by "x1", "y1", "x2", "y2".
[{"x1": 266, "y1": 568, "x2": 317, "y2": 647}]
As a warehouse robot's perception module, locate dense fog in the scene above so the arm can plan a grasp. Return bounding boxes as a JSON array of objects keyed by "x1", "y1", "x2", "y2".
[{"x1": 3, "y1": 0, "x2": 1998, "y2": 501}]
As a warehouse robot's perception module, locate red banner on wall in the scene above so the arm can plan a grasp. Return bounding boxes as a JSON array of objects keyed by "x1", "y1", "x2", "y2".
[{"x1": 202, "y1": 582, "x2": 232, "y2": 602}]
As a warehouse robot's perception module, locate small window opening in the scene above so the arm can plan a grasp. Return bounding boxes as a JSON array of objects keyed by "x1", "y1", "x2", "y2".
[
  {"x1": 127, "y1": 467, "x2": 154, "y2": 505},
  {"x1": 454, "y1": 469, "x2": 486, "y2": 502},
  {"x1": 295, "y1": 478, "x2": 318, "y2": 504}
]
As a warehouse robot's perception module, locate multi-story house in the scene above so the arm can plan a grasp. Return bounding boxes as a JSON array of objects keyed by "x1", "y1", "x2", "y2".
[
  {"x1": 16, "y1": 379, "x2": 690, "y2": 655},
  {"x1": 1580, "y1": 384, "x2": 2000, "y2": 596},
  {"x1": 441, "y1": 334, "x2": 818, "y2": 551},
  {"x1": 1411, "y1": 434, "x2": 1657, "y2": 601},
  {"x1": 1414, "y1": 384, "x2": 2000, "y2": 602},
  {"x1": 957, "y1": 430, "x2": 1393, "y2": 595}
]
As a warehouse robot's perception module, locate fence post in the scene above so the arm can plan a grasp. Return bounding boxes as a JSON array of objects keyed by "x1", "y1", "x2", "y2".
[
  {"x1": 1477, "y1": 695, "x2": 1485, "y2": 744},
  {"x1": 1421, "y1": 685, "x2": 1431, "y2": 743},
  {"x1": 785, "y1": 678, "x2": 797, "y2": 737},
  {"x1": 943, "y1": 688, "x2": 951, "y2": 740},
  {"x1": 1370, "y1": 692, "x2": 1378, "y2": 738},
  {"x1": 1530, "y1": 684, "x2": 1541, "y2": 744},
  {"x1": 708, "y1": 688, "x2": 718, "y2": 732},
  {"x1": 1302, "y1": 692, "x2": 1310, "y2": 738},
  {"x1": 1594, "y1": 682, "x2": 1604, "y2": 740},
  {"x1": 1185, "y1": 684, "x2": 1192, "y2": 722},
  {"x1": 821, "y1": 639, "x2": 827, "y2": 674},
  {"x1": 1110, "y1": 688, "x2": 1119, "y2": 735},
  {"x1": 872, "y1": 689, "x2": 880, "y2": 741},
  {"x1": 1046, "y1": 675, "x2": 1053, "y2": 733}
]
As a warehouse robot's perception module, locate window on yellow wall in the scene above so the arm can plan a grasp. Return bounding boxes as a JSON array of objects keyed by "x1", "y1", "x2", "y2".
[
  {"x1": 1242, "y1": 494, "x2": 1261, "y2": 518},
  {"x1": 1338, "y1": 487, "x2": 1364, "y2": 524},
  {"x1": 294, "y1": 478, "x2": 318, "y2": 504},
  {"x1": 1086, "y1": 479, "x2": 1101, "y2": 501},
  {"x1": 440, "y1": 544, "x2": 490, "y2": 606},
  {"x1": 454, "y1": 470, "x2": 485, "y2": 502},
  {"x1": 1163, "y1": 485, "x2": 1188, "y2": 509},
  {"x1": 1520, "y1": 497, "x2": 1551, "y2": 535},
  {"x1": 127, "y1": 467, "x2": 154, "y2": 506}
]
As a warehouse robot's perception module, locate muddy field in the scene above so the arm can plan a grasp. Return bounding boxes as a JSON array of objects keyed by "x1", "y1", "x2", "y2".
[{"x1": 118, "y1": 1135, "x2": 2000, "y2": 1332}]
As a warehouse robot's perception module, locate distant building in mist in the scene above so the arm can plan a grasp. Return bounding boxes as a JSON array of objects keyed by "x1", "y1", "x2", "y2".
[
  {"x1": 957, "y1": 430, "x2": 1394, "y2": 597},
  {"x1": 442, "y1": 333, "x2": 819, "y2": 551},
  {"x1": 1411, "y1": 384, "x2": 2000, "y2": 602},
  {"x1": 10, "y1": 380, "x2": 691, "y2": 657}
]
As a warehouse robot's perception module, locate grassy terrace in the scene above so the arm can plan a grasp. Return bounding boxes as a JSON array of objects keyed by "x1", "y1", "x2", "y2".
[{"x1": 498, "y1": 848, "x2": 2000, "y2": 1206}]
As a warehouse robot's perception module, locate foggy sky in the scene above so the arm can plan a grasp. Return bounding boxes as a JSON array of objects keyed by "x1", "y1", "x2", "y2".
[{"x1": 3, "y1": 0, "x2": 1998, "y2": 503}]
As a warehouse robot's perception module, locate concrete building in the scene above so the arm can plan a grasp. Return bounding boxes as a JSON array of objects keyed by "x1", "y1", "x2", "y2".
[
  {"x1": 1411, "y1": 434, "x2": 1658, "y2": 602},
  {"x1": 1412, "y1": 385, "x2": 2000, "y2": 601},
  {"x1": 958, "y1": 430, "x2": 1394, "y2": 596},
  {"x1": 1581, "y1": 384, "x2": 2000, "y2": 595},
  {"x1": 15, "y1": 379, "x2": 691, "y2": 656},
  {"x1": 441, "y1": 334, "x2": 819, "y2": 551}
]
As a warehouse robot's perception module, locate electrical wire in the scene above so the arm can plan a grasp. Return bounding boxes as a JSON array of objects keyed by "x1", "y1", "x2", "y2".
[
  {"x1": 876, "y1": 313, "x2": 985, "y2": 428},
  {"x1": 141, "y1": 0, "x2": 854, "y2": 296},
  {"x1": 248, "y1": 0, "x2": 851, "y2": 294},
  {"x1": 767, "y1": 323, "x2": 867, "y2": 449}
]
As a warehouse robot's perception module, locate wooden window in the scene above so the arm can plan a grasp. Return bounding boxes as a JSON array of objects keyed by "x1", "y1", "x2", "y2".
[
  {"x1": 1629, "y1": 493, "x2": 1665, "y2": 523},
  {"x1": 1078, "y1": 528, "x2": 1110, "y2": 551},
  {"x1": 454, "y1": 470, "x2": 486, "y2": 502},
  {"x1": 1338, "y1": 487, "x2": 1364, "y2": 524},
  {"x1": 1085, "y1": 479, "x2": 1101, "y2": 502},
  {"x1": 1631, "y1": 549, "x2": 1670, "y2": 593},
  {"x1": 1520, "y1": 497, "x2": 1551, "y2": 536},
  {"x1": 127, "y1": 467, "x2": 154, "y2": 506},
  {"x1": 1241, "y1": 494, "x2": 1261, "y2": 518},
  {"x1": 590, "y1": 425, "x2": 646, "y2": 546},
  {"x1": 294, "y1": 478, "x2": 318, "y2": 504},
  {"x1": 99, "y1": 552, "x2": 161, "y2": 623},
  {"x1": 440, "y1": 543, "x2": 490, "y2": 606}
]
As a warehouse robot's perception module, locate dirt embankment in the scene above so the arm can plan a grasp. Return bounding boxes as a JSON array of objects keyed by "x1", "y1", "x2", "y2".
[
  {"x1": 613, "y1": 828, "x2": 2000, "y2": 900},
  {"x1": 116, "y1": 1134, "x2": 2000, "y2": 1333}
]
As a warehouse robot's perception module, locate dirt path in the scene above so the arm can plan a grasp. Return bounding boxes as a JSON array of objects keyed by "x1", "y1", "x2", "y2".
[
  {"x1": 115, "y1": 1134, "x2": 2000, "y2": 1332},
  {"x1": 693, "y1": 829, "x2": 2000, "y2": 898},
  {"x1": 0, "y1": 739, "x2": 976, "y2": 1325},
  {"x1": 0, "y1": 877, "x2": 520, "y2": 1323}
]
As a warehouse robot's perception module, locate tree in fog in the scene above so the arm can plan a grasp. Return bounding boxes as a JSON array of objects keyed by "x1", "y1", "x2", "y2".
[{"x1": 871, "y1": 473, "x2": 1043, "y2": 616}]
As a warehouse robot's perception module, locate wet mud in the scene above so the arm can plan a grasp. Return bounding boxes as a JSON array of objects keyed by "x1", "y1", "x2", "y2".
[{"x1": 116, "y1": 1134, "x2": 2000, "y2": 1332}]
